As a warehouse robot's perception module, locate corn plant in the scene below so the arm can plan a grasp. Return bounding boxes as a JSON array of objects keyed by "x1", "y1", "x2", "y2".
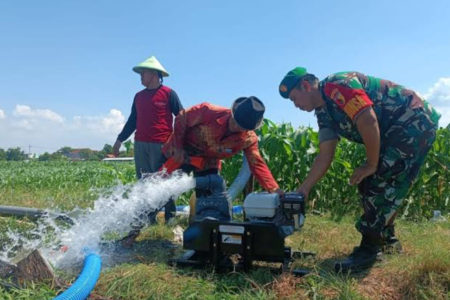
[
  {"x1": 0, "y1": 123, "x2": 448, "y2": 219},
  {"x1": 221, "y1": 121, "x2": 449, "y2": 220}
]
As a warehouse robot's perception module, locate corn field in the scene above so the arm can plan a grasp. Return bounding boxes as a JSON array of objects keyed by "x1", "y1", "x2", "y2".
[
  {"x1": 0, "y1": 122, "x2": 449, "y2": 219},
  {"x1": 222, "y1": 120, "x2": 450, "y2": 220},
  {"x1": 0, "y1": 161, "x2": 136, "y2": 210}
]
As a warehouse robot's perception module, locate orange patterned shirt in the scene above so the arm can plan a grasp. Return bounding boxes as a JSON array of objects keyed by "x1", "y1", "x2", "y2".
[{"x1": 162, "y1": 102, "x2": 279, "y2": 192}]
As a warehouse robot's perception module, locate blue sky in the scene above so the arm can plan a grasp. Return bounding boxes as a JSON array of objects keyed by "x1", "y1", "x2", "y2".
[{"x1": 1, "y1": 0, "x2": 449, "y2": 154}]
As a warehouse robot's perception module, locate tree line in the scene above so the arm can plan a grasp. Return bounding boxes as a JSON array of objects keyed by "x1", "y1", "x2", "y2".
[{"x1": 0, "y1": 140, "x2": 134, "y2": 161}]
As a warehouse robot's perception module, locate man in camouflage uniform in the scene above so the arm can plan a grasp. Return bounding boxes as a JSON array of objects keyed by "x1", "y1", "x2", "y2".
[{"x1": 279, "y1": 67, "x2": 440, "y2": 273}]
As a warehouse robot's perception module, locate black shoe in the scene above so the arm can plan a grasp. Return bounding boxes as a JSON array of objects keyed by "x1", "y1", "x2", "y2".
[
  {"x1": 383, "y1": 237, "x2": 402, "y2": 254},
  {"x1": 382, "y1": 225, "x2": 402, "y2": 254},
  {"x1": 335, "y1": 243, "x2": 382, "y2": 273}
]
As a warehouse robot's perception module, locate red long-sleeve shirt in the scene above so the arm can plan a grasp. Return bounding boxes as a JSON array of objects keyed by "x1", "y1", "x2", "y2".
[{"x1": 162, "y1": 102, "x2": 279, "y2": 192}]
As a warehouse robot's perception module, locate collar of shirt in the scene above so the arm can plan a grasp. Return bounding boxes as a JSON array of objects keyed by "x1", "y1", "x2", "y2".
[
  {"x1": 214, "y1": 112, "x2": 249, "y2": 144},
  {"x1": 216, "y1": 112, "x2": 229, "y2": 127}
]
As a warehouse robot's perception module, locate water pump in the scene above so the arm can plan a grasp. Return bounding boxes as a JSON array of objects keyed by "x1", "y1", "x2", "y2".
[{"x1": 171, "y1": 174, "x2": 313, "y2": 275}]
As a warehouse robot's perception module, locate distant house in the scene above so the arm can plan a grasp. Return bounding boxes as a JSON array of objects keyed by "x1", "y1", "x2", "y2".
[
  {"x1": 64, "y1": 151, "x2": 83, "y2": 160},
  {"x1": 63, "y1": 149, "x2": 97, "y2": 161}
]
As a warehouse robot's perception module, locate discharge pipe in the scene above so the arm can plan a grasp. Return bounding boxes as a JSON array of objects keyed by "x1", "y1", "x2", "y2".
[
  {"x1": 53, "y1": 253, "x2": 102, "y2": 300},
  {"x1": 0, "y1": 205, "x2": 45, "y2": 218},
  {"x1": 0, "y1": 205, "x2": 74, "y2": 225}
]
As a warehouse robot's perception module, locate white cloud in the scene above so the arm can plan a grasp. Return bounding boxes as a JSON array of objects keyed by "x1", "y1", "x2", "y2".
[
  {"x1": 1, "y1": 77, "x2": 449, "y2": 155},
  {"x1": 72, "y1": 109, "x2": 126, "y2": 134},
  {"x1": 13, "y1": 105, "x2": 65, "y2": 123},
  {"x1": 0, "y1": 105, "x2": 126, "y2": 154},
  {"x1": 424, "y1": 78, "x2": 450, "y2": 105},
  {"x1": 11, "y1": 119, "x2": 32, "y2": 130},
  {"x1": 434, "y1": 107, "x2": 450, "y2": 128},
  {"x1": 423, "y1": 77, "x2": 450, "y2": 127}
]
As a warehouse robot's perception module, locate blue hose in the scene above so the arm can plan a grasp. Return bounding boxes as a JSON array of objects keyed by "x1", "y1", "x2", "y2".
[{"x1": 53, "y1": 254, "x2": 102, "y2": 300}]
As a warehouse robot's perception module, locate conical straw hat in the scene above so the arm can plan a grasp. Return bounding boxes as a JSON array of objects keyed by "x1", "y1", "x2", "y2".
[{"x1": 132, "y1": 56, "x2": 169, "y2": 77}]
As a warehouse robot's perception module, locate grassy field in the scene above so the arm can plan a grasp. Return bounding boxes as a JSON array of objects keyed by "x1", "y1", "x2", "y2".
[
  {"x1": 1, "y1": 122, "x2": 449, "y2": 218},
  {"x1": 0, "y1": 123, "x2": 449, "y2": 299},
  {"x1": 1, "y1": 214, "x2": 449, "y2": 300}
]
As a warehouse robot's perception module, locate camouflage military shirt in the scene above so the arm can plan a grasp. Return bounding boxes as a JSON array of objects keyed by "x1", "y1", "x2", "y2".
[
  {"x1": 315, "y1": 71, "x2": 440, "y2": 145},
  {"x1": 315, "y1": 72, "x2": 440, "y2": 241}
]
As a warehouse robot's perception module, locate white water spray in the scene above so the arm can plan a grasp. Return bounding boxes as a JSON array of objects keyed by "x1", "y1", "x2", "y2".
[{"x1": 0, "y1": 171, "x2": 195, "y2": 270}]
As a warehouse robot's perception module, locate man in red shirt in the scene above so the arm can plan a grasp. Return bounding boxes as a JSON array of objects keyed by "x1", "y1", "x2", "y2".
[
  {"x1": 162, "y1": 96, "x2": 283, "y2": 197},
  {"x1": 112, "y1": 56, "x2": 183, "y2": 243}
]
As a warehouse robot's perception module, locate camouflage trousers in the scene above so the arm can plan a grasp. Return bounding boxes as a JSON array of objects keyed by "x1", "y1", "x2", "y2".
[{"x1": 356, "y1": 107, "x2": 438, "y2": 244}]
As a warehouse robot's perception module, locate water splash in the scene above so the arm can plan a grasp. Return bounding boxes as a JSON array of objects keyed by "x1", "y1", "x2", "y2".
[{"x1": 0, "y1": 171, "x2": 195, "y2": 270}]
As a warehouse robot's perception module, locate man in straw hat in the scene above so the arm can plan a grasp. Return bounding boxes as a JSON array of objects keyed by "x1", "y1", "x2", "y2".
[
  {"x1": 278, "y1": 67, "x2": 440, "y2": 273},
  {"x1": 161, "y1": 97, "x2": 284, "y2": 198},
  {"x1": 112, "y1": 56, "x2": 183, "y2": 244}
]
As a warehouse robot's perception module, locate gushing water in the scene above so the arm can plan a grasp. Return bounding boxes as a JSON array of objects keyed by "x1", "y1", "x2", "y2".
[{"x1": 0, "y1": 171, "x2": 195, "y2": 270}]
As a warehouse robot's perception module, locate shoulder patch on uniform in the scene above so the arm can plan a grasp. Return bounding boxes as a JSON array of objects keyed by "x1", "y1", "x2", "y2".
[
  {"x1": 330, "y1": 88, "x2": 346, "y2": 106},
  {"x1": 324, "y1": 83, "x2": 374, "y2": 120},
  {"x1": 324, "y1": 83, "x2": 348, "y2": 109}
]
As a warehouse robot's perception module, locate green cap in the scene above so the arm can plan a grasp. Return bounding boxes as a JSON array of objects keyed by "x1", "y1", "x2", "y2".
[
  {"x1": 132, "y1": 56, "x2": 169, "y2": 77},
  {"x1": 279, "y1": 67, "x2": 308, "y2": 99}
]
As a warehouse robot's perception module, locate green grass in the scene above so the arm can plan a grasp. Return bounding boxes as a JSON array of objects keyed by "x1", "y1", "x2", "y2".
[
  {"x1": 1, "y1": 215, "x2": 449, "y2": 300},
  {"x1": 1, "y1": 122, "x2": 450, "y2": 218},
  {"x1": 0, "y1": 161, "x2": 137, "y2": 210},
  {"x1": 0, "y1": 127, "x2": 449, "y2": 300}
]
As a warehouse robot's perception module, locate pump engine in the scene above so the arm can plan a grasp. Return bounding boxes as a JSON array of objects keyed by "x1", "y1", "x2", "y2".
[{"x1": 171, "y1": 174, "x2": 313, "y2": 275}]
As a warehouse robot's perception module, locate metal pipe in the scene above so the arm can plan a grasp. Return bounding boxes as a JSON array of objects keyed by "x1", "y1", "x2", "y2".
[
  {"x1": 0, "y1": 205, "x2": 74, "y2": 225},
  {"x1": 0, "y1": 205, "x2": 45, "y2": 218}
]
